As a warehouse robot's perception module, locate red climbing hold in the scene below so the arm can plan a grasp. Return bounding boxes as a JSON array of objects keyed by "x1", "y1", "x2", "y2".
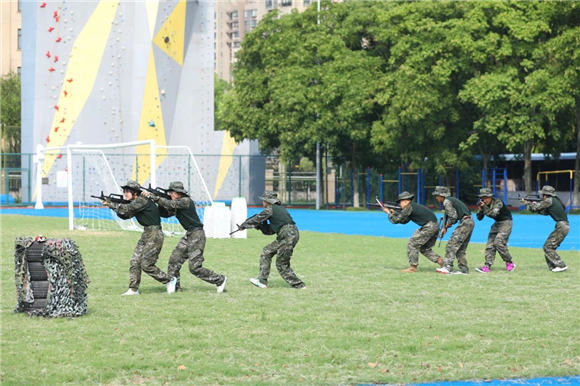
[
  {"x1": 54, "y1": 56, "x2": 59, "y2": 63},
  {"x1": 40, "y1": 2, "x2": 46, "y2": 8},
  {"x1": 60, "y1": 118, "x2": 65, "y2": 123},
  {"x1": 46, "y1": 51, "x2": 51, "y2": 58},
  {"x1": 48, "y1": 27, "x2": 54, "y2": 32},
  {"x1": 64, "y1": 91, "x2": 68, "y2": 97},
  {"x1": 56, "y1": 37, "x2": 62, "y2": 43},
  {"x1": 54, "y1": 126, "x2": 59, "y2": 132},
  {"x1": 54, "y1": 105, "x2": 59, "y2": 111},
  {"x1": 46, "y1": 136, "x2": 50, "y2": 143},
  {"x1": 48, "y1": 67, "x2": 55, "y2": 72},
  {"x1": 67, "y1": 79, "x2": 73, "y2": 83}
]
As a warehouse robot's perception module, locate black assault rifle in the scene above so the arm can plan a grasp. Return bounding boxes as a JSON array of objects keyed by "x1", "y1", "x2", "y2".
[
  {"x1": 375, "y1": 197, "x2": 402, "y2": 211},
  {"x1": 141, "y1": 183, "x2": 172, "y2": 200},
  {"x1": 509, "y1": 194, "x2": 543, "y2": 203},
  {"x1": 437, "y1": 216, "x2": 445, "y2": 247},
  {"x1": 230, "y1": 214, "x2": 274, "y2": 236},
  {"x1": 90, "y1": 191, "x2": 130, "y2": 204}
]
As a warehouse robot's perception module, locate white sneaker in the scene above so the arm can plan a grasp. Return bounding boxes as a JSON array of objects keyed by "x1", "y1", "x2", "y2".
[
  {"x1": 453, "y1": 271, "x2": 468, "y2": 275},
  {"x1": 249, "y1": 278, "x2": 267, "y2": 289},
  {"x1": 166, "y1": 277, "x2": 177, "y2": 294},
  {"x1": 436, "y1": 267, "x2": 450, "y2": 275},
  {"x1": 122, "y1": 289, "x2": 139, "y2": 296},
  {"x1": 552, "y1": 266, "x2": 568, "y2": 273},
  {"x1": 217, "y1": 276, "x2": 228, "y2": 293}
]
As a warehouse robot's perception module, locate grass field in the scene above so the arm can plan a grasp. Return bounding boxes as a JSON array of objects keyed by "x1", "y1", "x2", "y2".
[{"x1": 1, "y1": 215, "x2": 579, "y2": 385}]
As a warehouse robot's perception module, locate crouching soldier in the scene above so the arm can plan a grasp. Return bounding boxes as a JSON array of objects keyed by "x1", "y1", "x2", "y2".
[
  {"x1": 432, "y1": 186, "x2": 474, "y2": 275},
  {"x1": 475, "y1": 188, "x2": 516, "y2": 273},
  {"x1": 238, "y1": 191, "x2": 306, "y2": 289},
  {"x1": 103, "y1": 180, "x2": 177, "y2": 295},
  {"x1": 145, "y1": 181, "x2": 227, "y2": 293},
  {"x1": 383, "y1": 191, "x2": 444, "y2": 272},
  {"x1": 522, "y1": 185, "x2": 569, "y2": 272}
]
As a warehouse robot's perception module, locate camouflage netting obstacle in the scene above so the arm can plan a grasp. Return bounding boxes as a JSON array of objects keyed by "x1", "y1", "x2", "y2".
[{"x1": 14, "y1": 236, "x2": 90, "y2": 317}]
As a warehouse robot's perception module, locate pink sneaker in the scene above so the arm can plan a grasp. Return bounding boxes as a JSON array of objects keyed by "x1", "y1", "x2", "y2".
[
  {"x1": 506, "y1": 262, "x2": 515, "y2": 271},
  {"x1": 475, "y1": 266, "x2": 491, "y2": 273}
]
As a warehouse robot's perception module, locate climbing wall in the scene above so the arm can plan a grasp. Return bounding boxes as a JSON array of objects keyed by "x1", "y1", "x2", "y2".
[{"x1": 21, "y1": 0, "x2": 263, "y2": 205}]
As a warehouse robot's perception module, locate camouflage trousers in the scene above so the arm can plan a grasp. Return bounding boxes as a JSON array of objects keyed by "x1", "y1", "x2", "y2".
[
  {"x1": 543, "y1": 221, "x2": 569, "y2": 269},
  {"x1": 129, "y1": 226, "x2": 171, "y2": 290},
  {"x1": 167, "y1": 228, "x2": 225, "y2": 290},
  {"x1": 257, "y1": 224, "x2": 305, "y2": 288},
  {"x1": 484, "y1": 220, "x2": 513, "y2": 267},
  {"x1": 407, "y1": 221, "x2": 441, "y2": 266},
  {"x1": 444, "y1": 216, "x2": 474, "y2": 274}
]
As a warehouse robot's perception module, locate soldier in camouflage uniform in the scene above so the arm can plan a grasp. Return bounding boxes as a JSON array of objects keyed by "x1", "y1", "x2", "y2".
[
  {"x1": 145, "y1": 181, "x2": 227, "y2": 293},
  {"x1": 383, "y1": 191, "x2": 444, "y2": 273},
  {"x1": 238, "y1": 191, "x2": 306, "y2": 289},
  {"x1": 522, "y1": 185, "x2": 569, "y2": 272},
  {"x1": 432, "y1": 186, "x2": 474, "y2": 275},
  {"x1": 475, "y1": 188, "x2": 516, "y2": 273},
  {"x1": 104, "y1": 180, "x2": 177, "y2": 295}
]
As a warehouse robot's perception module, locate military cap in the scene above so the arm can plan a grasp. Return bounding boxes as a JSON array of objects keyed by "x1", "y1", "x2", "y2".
[
  {"x1": 121, "y1": 180, "x2": 141, "y2": 192},
  {"x1": 538, "y1": 185, "x2": 557, "y2": 197},
  {"x1": 258, "y1": 190, "x2": 280, "y2": 204},
  {"x1": 477, "y1": 188, "x2": 494, "y2": 198},
  {"x1": 396, "y1": 191, "x2": 415, "y2": 202},
  {"x1": 432, "y1": 186, "x2": 451, "y2": 197},
  {"x1": 167, "y1": 181, "x2": 189, "y2": 196}
]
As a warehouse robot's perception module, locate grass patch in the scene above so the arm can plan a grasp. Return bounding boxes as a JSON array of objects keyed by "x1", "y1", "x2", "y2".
[{"x1": 1, "y1": 215, "x2": 579, "y2": 385}]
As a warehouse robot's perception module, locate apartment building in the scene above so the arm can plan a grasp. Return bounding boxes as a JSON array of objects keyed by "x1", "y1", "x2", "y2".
[
  {"x1": 0, "y1": 0, "x2": 22, "y2": 76},
  {"x1": 214, "y1": 0, "x2": 314, "y2": 81}
]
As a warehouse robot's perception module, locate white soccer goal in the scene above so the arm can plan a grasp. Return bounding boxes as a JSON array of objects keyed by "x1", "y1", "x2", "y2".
[{"x1": 36, "y1": 140, "x2": 213, "y2": 236}]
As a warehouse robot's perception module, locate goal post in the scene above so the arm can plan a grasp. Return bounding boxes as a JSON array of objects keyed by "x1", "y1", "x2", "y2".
[{"x1": 36, "y1": 140, "x2": 213, "y2": 235}]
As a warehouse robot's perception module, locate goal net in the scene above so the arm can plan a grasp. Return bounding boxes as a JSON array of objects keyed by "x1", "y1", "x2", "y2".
[{"x1": 38, "y1": 140, "x2": 213, "y2": 236}]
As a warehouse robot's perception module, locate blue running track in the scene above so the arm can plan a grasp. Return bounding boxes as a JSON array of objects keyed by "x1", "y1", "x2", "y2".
[{"x1": 1, "y1": 207, "x2": 578, "y2": 250}]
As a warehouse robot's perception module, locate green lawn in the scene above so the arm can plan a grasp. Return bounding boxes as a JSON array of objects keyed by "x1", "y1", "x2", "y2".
[{"x1": 1, "y1": 215, "x2": 578, "y2": 385}]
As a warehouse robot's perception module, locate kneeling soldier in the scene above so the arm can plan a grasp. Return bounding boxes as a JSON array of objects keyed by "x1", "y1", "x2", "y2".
[
  {"x1": 475, "y1": 188, "x2": 516, "y2": 273},
  {"x1": 383, "y1": 191, "x2": 444, "y2": 272},
  {"x1": 432, "y1": 186, "x2": 474, "y2": 275},
  {"x1": 104, "y1": 180, "x2": 177, "y2": 295},
  {"x1": 145, "y1": 181, "x2": 227, "y2": 292},
  {"x1": 238, "y1": 191, "x2": 306, "y2": 289},
  {"x1": 522, "y1": 185, "x2": 569, "y2": 272}
]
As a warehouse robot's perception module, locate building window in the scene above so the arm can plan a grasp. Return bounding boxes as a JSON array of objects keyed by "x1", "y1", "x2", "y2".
[
  {"x1": 232, "y1": 21, "x2": 238, "y2": 29},
  {"x1": 251, "y1": 20, "x2": 257, "y2": 28},
  {"x1": 232, "y1": 11, "x2": 238, "y2": 19},
  {"x1": 18, "y1": 0, "x2": 22, "y2": 12},
  {"x1": 305, "y1": 0, "x2": 311, "y2": 5},
  {"x1": 244, "y1": 10, "x2": 248, "y2": 18},
  {"x1": 233, "y1": 31, "x2": 239, "y2": 39},
  {"x1": 251, "y1": 9, "x2": 257, "y2": 17},
  {"x1": 18, "y1": 29, "x2": 22, "y2": 49},
  {"x1": 281, "y1": 0, "x2": 292, "y2": 6},
  {"x1": 17, "y1": 67, "x2": 22, "y2": 76},
  {"x1": 234, "y1": 42, "x2": 240, "y2": 48},
  {"x1": 266, "y1": 0, "x2": 273, "y2": 8}
]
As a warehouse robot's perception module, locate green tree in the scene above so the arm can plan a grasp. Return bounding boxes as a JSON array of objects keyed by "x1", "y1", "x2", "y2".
[
  {"x1": 214, "y1": 74, "x2": 232, "y2": 131},
  {"x1": 458, "y1": 2, "x2": 576, "y2": 194},
  {"x1": 221, "y1": 3, "x2": 386, "y2": 206},
  {"x1": 1, "y1": 72, "x2": 21, "y2": 157}
]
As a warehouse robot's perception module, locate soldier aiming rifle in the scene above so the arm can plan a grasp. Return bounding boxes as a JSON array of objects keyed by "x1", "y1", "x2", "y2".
[
  {"x1": 237, "y1": 190, "x2": 306, "y2": 290},
  {"x1": 102, "y1": 180, "x2": 177, "y2": 296},
  {"x1": 520, "y1": 185, "x2": 569, "y2": 273},
  {"x1": 142, "y1": 181, "x2": 228, "y2": 293},
  {"x1": 381, "y1": 192, "x2": 444, "y2": 272}
]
